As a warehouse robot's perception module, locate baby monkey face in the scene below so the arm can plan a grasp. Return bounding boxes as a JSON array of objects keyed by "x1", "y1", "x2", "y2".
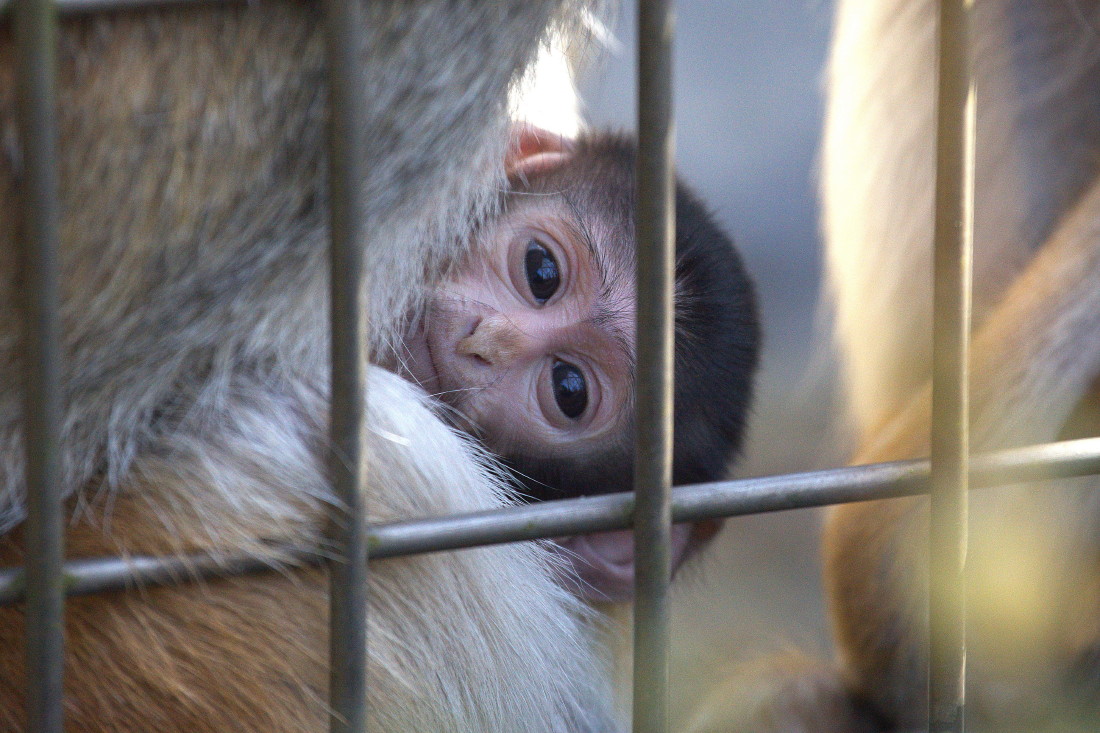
[
  {"x1": 404, "y1": 192, "x2": 636, "y2": 461},
  {"x1": 396, "y1": 127, "x2": 756, "y2": 601}
]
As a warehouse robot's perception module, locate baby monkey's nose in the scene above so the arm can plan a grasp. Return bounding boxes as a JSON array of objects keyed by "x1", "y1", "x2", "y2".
[{"x1": 457, "y1": 315, "x2": 527, "y2": 367}]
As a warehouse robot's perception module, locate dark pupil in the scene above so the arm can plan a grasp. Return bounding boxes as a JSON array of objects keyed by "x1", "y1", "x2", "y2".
[
  {"x1": 551, "y1": 361, "x2": 587, "y2": 419},
  {"x1": 524, "y1": 240, "x2": 560, "y2": 303}
]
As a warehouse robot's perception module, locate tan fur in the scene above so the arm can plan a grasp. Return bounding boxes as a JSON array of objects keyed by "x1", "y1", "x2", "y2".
[
  {"x1": 822, "y1": 1, "x2": 1100, "y2": 729},
  {"x1": 0, "y1": 2, "x2": 620, "y2": 730}
]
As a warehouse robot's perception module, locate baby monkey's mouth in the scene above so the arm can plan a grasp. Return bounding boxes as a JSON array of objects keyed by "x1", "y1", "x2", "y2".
[{"x1": 554, "y1": 524, "x2": 698, "y2": 603}]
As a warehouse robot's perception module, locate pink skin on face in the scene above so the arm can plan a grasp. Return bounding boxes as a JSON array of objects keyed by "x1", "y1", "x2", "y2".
[
  {"x1": 396, "y1": 128, "x2": 714, "y2": 602},
  {"x1": 417, "y1": 198, "x2": 634, "y2": 455}
]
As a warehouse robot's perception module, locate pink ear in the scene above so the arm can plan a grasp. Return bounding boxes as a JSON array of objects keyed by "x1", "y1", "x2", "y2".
[{"x1": 506, "y1": 123, "x2": 573, "y2": 181}]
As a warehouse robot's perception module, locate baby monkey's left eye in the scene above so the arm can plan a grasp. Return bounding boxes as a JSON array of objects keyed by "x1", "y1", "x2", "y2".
[
  {"x1": 524, "y1": 240, "x2": 560, "y2": 303},
  {"x1": 551, "y1": 361, "x2": 587, "y2": 419}
]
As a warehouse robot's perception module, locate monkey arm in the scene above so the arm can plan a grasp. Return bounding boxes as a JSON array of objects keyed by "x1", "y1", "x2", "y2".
[{"x1": 824, "y1": 174, "x2": 1100, "y2": 727}]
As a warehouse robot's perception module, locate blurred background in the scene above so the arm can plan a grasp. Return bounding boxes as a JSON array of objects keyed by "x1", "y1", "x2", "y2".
[{"x1": 577, "y1": 1, "x2": 845, "y2": 724}]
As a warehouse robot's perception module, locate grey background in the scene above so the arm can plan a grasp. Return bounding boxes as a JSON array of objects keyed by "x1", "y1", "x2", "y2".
[{"x1": 577, "y1": 2, "x2": 843, "y2": 723}]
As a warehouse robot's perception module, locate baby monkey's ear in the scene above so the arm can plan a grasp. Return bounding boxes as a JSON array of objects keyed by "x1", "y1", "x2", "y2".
[{"x1": 506, "y1": 123, "x2": 573, "y2": 182}]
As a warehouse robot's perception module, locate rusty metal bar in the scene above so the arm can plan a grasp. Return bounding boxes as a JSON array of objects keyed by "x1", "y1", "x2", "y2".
[
  {"x1": 634, "y1": 0, "x2": 676, "y2": 730},
  {"x1": 13, "y1": 0, "x2": 66, "y2": 729},
  {"x1": 322, "y1": 0, "x2": 370, "y2": 730},
  {"x1": 0, "y1": 550, "x2": 322, "y2": 606},
  {"x1": 0, "y1": 437, "x2": 1097, "y2": 606},
  {"x1": 0, "y1": 0, "x2": 238, "y2": 16},
  {"x1": 929, "y1": 0, "x2": 975, "y2": 730}
]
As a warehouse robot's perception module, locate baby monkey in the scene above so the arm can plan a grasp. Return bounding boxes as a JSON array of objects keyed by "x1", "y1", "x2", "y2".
[{"x1": 394, "y1": 126, "x2": 760, "y2": 600}]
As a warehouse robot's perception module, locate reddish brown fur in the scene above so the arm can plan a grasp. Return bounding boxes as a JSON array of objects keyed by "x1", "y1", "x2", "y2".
[{"x1": 0, "y1": 492, "x2": 329, "y2": 732}]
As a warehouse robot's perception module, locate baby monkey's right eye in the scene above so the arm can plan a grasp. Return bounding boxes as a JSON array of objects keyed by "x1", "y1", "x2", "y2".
[{"x1": 524, "y1": 240, "x2": 560, "y2": 303}]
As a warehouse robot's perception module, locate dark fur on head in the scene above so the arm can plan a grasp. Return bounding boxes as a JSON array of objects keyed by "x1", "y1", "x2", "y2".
[{"x1": 504, "y1": 132, "x2": 760, "y2": 501}]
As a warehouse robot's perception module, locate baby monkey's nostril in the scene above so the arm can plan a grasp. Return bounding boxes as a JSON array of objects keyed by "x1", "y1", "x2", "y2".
[
  {"x1": 456, "y1": 314, "x2": 522, "y2": 368},
  {"x1": 455, "y1": 317, "x2": 489, "y2": 364},
  {"x1": 457, "y1": 330, "x2": 492, "y2": 365}
]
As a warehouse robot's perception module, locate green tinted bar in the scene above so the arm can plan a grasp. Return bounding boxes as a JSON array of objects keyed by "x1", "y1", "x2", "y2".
[
  {"x1": 322, "y1": 0, "x2": 370, "y2": 730},
  {"x1": 928, "y1": 1, "x2": 975, "y2": 730},
  {"x1": 634, "y1": 0, "x2": 676, "y2": 731},
  {"x1": 13, "y1": 0, "x2": 66, "y2": 730}
]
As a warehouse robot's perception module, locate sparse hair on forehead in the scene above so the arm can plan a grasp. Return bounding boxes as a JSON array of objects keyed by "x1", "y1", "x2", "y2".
[{"x1": 503, "y1": 131, "x2": 761, "y2": 501}]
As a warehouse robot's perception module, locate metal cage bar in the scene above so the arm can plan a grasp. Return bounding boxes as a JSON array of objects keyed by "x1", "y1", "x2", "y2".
[
  {"x1": 633, "y1": 0, "x2": 676, "y2": 730},
  {"x1": 0, "y1": 0, "x2": 238, "y2": 14},
  {"x1": 13, "y1": 0, "x2": 66, "y2": 729},
  {"x1": 3, "y1": 1, "x2": 1098, "y2": 732},
  {"x1": 322, "y1": 0, "x2": 371, "y2": 730},
  {"x1": 0, "y1": 437, "x2": 1096, "y2": 608},
  {"x1": 929, "y1": 1, "x2": 975, "y2": 730}
]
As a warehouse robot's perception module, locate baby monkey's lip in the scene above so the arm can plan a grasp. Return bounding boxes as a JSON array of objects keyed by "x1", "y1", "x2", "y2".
[{"x1": 554, "y1": 524, "x2": 695, "y2": 603}]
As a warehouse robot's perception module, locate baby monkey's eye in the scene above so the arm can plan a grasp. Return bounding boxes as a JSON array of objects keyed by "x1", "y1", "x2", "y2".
[
  {"x1": 551, "y1": 361, "x2": 587, "y2": 419},
  {"x1": 524, "y1": 240, "x2": 560, "y2": 303}
]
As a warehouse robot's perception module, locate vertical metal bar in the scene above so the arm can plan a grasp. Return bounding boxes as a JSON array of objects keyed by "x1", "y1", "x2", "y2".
[
  {"x1": 633, "y1": 0, "x2": 675, "y2": 731},
  {"x1": 322, "y1": 0, "x2": 370, "y2": 731},
  {"x1": 13, "y1": 0, "x2": 66, "y2": 730},
  {"x1": 928, "y1": 0, "x2": 974, "y2": 731}
]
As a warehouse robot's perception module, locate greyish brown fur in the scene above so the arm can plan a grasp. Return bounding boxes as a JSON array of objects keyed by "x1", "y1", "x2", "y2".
[{"x1": 0, "y1": 2, "x2": 620, "y2": 730}]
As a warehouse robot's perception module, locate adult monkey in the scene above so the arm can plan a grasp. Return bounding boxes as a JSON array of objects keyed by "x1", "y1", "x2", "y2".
[
  {"x1": 820, "y1": 1, "x2": 1100, "y2": 730},
  {"x1": 0, "y1": 1, "x2": 625, "y2": 730}
]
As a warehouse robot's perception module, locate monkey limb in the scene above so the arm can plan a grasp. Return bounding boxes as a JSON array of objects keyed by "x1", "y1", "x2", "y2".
[
  {"x1": 822, "y1": 0, "x2": 1058, "y2": 437},
  {"x1": 0, "y1": 2, "x2": 619, "y2": 730},
  {"x1": 680, "y1": 3, "x2": 1100, "y2": 729},
  {"x1": 692, "y1": 186, "x2": 1100, "y2": 728},
  {"x1": 820, "y1": 1, "x2": 1100, "y2": 728},
  {"x1": 825, "y1": 175, "x2": 1100, "y2": 726}
]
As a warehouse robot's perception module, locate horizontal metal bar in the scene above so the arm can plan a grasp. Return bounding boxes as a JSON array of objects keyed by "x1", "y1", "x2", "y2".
[
  {"x1": 0, "y1": 437, "x2": 1096, "y2": 607},
  {"x1": 0, "y1": 0, "x2": 239, "y2": 17},
  {"x1": 370, "y1": 436, "x2": 1100, "y2": 557},
  {"x1": 0, "y1": 547, "x2": 324, "y2": 606}
]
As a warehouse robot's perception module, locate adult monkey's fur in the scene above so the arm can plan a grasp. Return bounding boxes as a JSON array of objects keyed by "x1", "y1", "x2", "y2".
[
  {"x1": 0, "y1": 2, "x2": 620, "y2": 731},
  {"x1": 821, "y1": 1, "x2": 1100, "y2": 730}
]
